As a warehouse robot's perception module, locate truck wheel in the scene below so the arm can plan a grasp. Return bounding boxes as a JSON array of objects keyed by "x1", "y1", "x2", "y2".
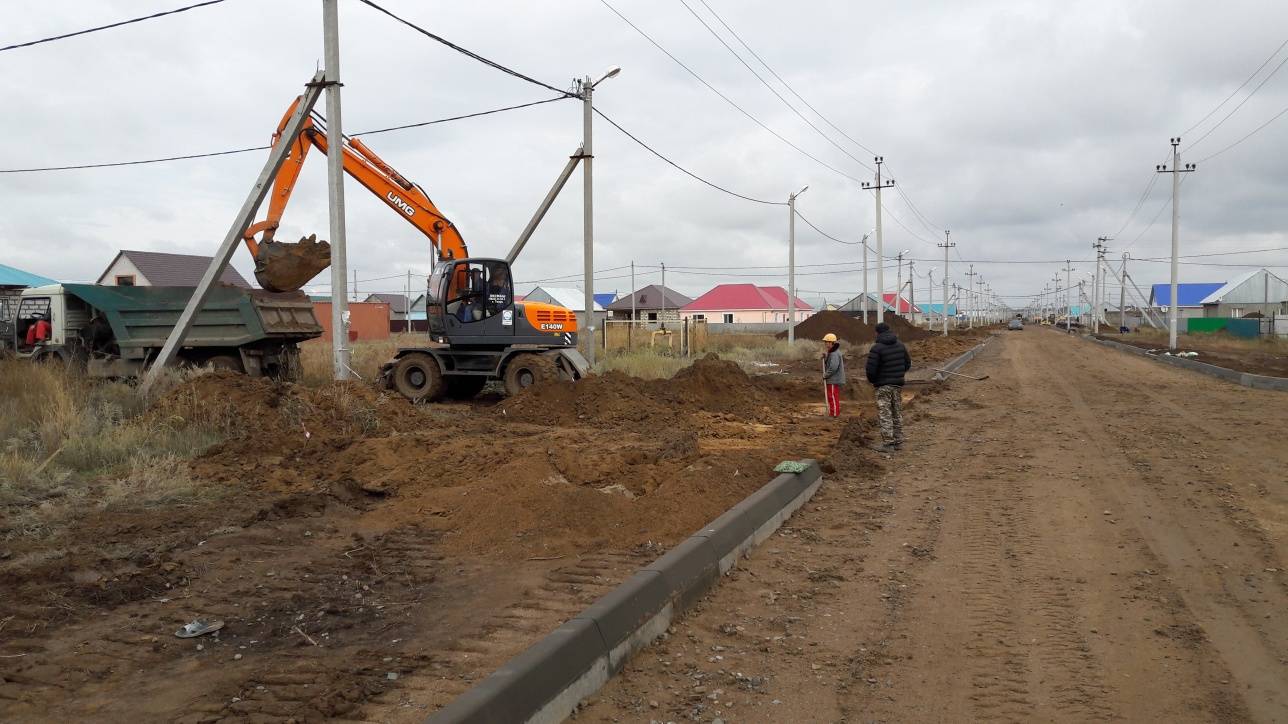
[
  {"x1": 444, "y1": 376, "x2": 487, "y2": 400},
  {"x1": 393, "y1": 353, "x2": 445, "y2": 402},
  {"x1": 206, "y1": 355, "x2": 244, "y2": 373},
  {"x1": 503, "y1": 353, "x2": 558, "y2": 396}
]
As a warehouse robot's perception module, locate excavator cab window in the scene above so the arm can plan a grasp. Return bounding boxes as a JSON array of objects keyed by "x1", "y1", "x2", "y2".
[{"x1": 429, "y1": 260, "x2": 512, "y2": 330}]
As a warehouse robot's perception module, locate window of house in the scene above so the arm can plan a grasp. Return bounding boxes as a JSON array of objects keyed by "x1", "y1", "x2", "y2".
[
  {"x1": 722, "y1": 313, "x2": 734, "y2": 324},
  {"x1": 691, "y1": 314, "x2": 705, "y2": 321},
  {"x1": 115, "y1": 275, "x2": 136, "y2": 286},
  {"x1": 647, "y1": 312, "x2": 658, "y2": 321},
  {"x1": 1231, "y1": 307, "x2": 1244, "y2": 318}
]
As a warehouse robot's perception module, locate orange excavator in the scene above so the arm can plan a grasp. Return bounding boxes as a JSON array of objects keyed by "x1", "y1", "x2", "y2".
[{"x1": 246, "y1": 96, "x2": 590, "y2": 401}]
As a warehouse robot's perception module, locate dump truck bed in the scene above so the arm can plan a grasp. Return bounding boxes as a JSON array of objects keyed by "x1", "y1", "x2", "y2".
[{"x1": 61, "y1": 283, "x2": 321, "y2": 352}]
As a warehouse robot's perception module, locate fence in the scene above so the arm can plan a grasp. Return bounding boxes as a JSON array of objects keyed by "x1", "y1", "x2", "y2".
[{"x1": 596, "y1": 319, "x2": 710, "y2": 356}]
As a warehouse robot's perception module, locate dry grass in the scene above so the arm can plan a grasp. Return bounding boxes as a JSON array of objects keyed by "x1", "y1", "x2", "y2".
[
  {"x1": 299, "y1": 334, "x2": 417, "y2": 386},
  {"x1": 1122, "y1": 327, "x2": 1288, "y2": 353},
  {"x1": 0, "y1": 359, "x2": 227, "y2": 539}
]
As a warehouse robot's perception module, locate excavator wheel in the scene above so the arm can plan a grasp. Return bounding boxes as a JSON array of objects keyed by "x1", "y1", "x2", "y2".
[
  {"x1": 392, "y1": 353, "x2": 445, "y2": 403},
  {"x1": 503, "y1": 353, "x2": 559, "y2": 397},
  {"x1": 254, "y1": 235, "x2": 332, "y2": 292},
  {"x1": 443, "y1": 375, "x2": 487, "y2": 400}
]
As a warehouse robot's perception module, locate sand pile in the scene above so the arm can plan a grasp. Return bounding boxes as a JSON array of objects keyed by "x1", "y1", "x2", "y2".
[{"x1": 782, "y1": 309, "x2": 929, "y2": 344}]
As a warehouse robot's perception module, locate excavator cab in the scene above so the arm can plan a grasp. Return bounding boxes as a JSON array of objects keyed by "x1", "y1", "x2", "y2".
[{"x1": 426, "y1": 259, "x2": 513, "y2": 343}]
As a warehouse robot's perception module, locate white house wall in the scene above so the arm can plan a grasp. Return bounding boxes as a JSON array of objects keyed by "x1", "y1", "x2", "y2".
[{"x1": 97, "y1": 257, "x2": 149, "y2": 286}]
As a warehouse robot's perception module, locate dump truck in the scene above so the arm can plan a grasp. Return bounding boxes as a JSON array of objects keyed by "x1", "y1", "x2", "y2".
[{"x1": 5, "y1": 283, "x2": 321, "y2": 379}]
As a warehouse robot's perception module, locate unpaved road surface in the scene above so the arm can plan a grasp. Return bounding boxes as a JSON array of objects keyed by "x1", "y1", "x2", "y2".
[{"x1": 582, "y1": 330, "x2": 1288, "y2": 723}]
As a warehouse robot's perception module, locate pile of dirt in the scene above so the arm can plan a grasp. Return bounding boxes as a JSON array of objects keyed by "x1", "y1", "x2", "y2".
[
  {"x1": 501, "y1": 354, "x2": 771, "y2": 428},
  {"x1": 497, "y1": 371, "x2": 684, "y2": 430},
  {"x1": 781, "y1": 309, "x2": 930, "y2": 344}
]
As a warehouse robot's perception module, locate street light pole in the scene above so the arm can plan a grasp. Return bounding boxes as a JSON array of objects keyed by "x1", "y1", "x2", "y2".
[
  {"x1": 787, "y1": 185, "x2": 808, "y2": 342},
  {"x1": 578, "y1": 66, "x2": 621, "y2": 366}
]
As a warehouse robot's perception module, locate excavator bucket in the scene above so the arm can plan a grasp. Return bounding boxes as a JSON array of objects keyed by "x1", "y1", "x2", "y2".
[{"x1": 254, "y1": 234, "x2": 332, "y2": 292}]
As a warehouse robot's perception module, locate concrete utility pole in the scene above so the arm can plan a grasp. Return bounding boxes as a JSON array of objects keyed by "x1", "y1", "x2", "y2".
[
  {"x1": 786, "y1": 186, "x2": 807, "y2": 342},
  {"x1": 660, "y1": 261, "x2": 666, "y2": 327},
  {"x1": 630, "y1": 261, "x2": 636, "y2": 320},
  {"x1": 895, "y1": 251, "x2": 905, "y2": 319},
  {"x1": 1093, "y1": 237, "x2": 1111, "y2": 333},
  {"x1": 1119, "y1": 252, "x2": 1128, "y2": 332},
  {"x1": 860, "y1": 230, "x2": 873, "y2": 324},
  {"x1": 908, "y1": 260, "x2": 916, "y2": 325},
  {"x1": 964, "y1": 264, "x2": 977, "y2": 329},
  {"x1": 1157, "y1": 137, "x2": 1197, "y2": 349},
  {"x1": 323, "y1": 0, "x2": 351, "y2": 379},
  {"x1": 927, "y1": 268, "x2": 936, "y2": 330},
  {"x1": 939, "y1": 230, "x2": 954, "y2": 336},
  {"x1": 1064, "y1": 261, "x2": 1075, "y2": 332},
  {"x1": 862, "y1": 157, "x2": 895, "y2": 315},
  {"x1": 577, "y1": 66, "x2": 622, "y2": 366}
]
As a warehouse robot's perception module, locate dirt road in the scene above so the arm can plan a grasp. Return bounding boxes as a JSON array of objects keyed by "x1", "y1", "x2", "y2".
[{"x1": 582, "y1": 330, "x2": 1288, "y2": 723}]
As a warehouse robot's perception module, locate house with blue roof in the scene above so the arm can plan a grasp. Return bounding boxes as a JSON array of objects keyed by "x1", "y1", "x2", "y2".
[
  {"x1": 0, "y1": 263, "x2": 56, "y2": 289},
  {"x1": 1148, "y1": 281, "x2": 1224, "y2": 320}
]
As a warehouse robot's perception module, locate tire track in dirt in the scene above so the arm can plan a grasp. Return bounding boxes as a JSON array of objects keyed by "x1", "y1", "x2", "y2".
[{"x1": 1031, "y1": 333, "x2": 1288, "y2": 721}]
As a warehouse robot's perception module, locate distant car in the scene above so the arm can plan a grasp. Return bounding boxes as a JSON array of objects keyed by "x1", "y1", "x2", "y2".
[{"x1": 1007, "y1": 318, "x2": 1024, "y2": 330}]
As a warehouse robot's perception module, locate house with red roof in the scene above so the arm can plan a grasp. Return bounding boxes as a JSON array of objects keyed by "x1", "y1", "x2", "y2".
[{"x1": 680, "y1": 284, "x2": 812, "y2": 324}]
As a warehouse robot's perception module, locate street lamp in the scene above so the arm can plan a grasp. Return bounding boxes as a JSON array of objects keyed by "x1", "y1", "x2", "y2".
[{"x1": 579, "y1": 65, "x2": 621, "y2": 366}]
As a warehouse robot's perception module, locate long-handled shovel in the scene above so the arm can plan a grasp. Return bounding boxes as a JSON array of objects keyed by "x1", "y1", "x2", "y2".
[{"x1": 932, "y1": 367, "x2": 990, "y2": 381}]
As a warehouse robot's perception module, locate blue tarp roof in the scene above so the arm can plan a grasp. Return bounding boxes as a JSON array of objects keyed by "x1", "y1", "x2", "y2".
[
  {"x1": 593, "y1": 292, "x2": 617, "y2": 308},
  {"x1": 1150, "y1": 282, "x2": 1224, "y2": 307},
  {"x1": 0, "y1": 263, "x2": 56, "y2": 287}
]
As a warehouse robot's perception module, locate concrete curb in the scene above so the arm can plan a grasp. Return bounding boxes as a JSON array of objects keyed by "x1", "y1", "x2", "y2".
[
  {"x1": 932, "y1": 334, "x2": 994, "y2": 381},
  {"x1": 1087, "y1": 336, "x2": 1288, "y2": 391},
  {"x1": 428, "y1": 460, "x2": 824, "y2": 724}
]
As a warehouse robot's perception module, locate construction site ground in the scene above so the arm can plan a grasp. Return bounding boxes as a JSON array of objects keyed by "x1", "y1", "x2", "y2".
[
  {"x1": 1102, "y1": 331, "x2": 1288, "y2": 378},
  {"x1": 581, "y1": 328, "x2": 1288, "y2": 723},
  {"x1": 0, "y1": 329, "x2": 985, "y2": 722}
]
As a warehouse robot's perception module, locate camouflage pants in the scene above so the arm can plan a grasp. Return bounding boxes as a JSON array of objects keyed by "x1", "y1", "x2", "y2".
[{"x1": 875, "y1": 385, "x2": 904, "y2": 445}]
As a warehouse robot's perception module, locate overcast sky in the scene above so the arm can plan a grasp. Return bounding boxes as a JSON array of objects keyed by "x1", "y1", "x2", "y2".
[{"x1": 3, "y1": 0, "x2": 1287, "y2": 309}]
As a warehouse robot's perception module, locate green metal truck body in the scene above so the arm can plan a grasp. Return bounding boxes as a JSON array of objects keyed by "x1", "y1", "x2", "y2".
[{"x1": 7, "y1": 283, "x2": 322, "y2": 379}]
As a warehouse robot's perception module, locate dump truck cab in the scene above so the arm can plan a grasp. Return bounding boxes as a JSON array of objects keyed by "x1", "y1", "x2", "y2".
[{"x1": 9, "y1": 285, "x2": 92, "y2": 362}]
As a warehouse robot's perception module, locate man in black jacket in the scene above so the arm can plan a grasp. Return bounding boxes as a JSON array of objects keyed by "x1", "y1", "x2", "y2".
[{"x1": 865, "y1": 322, "x2": 912, "y2": 452}]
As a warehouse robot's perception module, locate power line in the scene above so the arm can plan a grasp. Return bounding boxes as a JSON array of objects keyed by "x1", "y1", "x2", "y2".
[
  {"x1": 1194, "y1": 100, "x2": 1288, "y2": 163},
  {"x1": 794, "y1": 210, "x2": 865, "y2": 245},
  {"x1": 1181, "y1": 34, "x2": 1288, "y2": 138},
  {"x1": 1185, "y1": 48, "x2": 1288, "y2": 153},
  {"x1": 693, "y1": 0, "x2": 878, "y2": 157},
  {"x1": 0, "y1": 96, "x2": 569, "y2": 173},
  {"x1": 677, "y1": 0, "x2": 874, "y2": 173},
  {"x1": 598, "y1": 0, "x2": 864, "y2": 184},
  {"x1": 594, "y1": 108, "x2": 785, "y2": 205},
  {"x1": 0, "y1": 0, "x2": 227, "y2": 53},
  {"x1": 356, "y1": 0, "x2": 573, "y2": 97}
]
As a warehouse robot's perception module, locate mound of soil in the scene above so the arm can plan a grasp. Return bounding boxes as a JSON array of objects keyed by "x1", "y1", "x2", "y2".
[
  {"x1": 501, "y1": 354, "x2": 770, "y2": 428},
  {"x1": 781, "y1": 309, "x2": 930, "y2": 344}
]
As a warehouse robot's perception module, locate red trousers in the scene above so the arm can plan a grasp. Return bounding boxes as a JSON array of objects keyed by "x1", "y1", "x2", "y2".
[{"x1": 825, "y1": 383, "x2": 841, "y2": 417}]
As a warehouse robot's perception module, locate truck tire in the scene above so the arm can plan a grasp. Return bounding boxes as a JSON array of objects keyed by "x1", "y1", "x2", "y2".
[
  {"x1": 392, "y1": 353, "x2": 445, "y2": 403},
  {"x1": 206, "y1": 354, "x2": 244, "y2": 373},
  {"x1": 503, "y1": 353, "x2": 558, "y2": 396},
  {"x1": 444, "y1": 375, "x2": 487, "y2": 400}
]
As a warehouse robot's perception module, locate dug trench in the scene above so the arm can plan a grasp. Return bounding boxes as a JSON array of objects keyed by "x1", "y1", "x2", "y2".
[{"x1": 0, "y1": 333, "x2": 984, "y2": 722}]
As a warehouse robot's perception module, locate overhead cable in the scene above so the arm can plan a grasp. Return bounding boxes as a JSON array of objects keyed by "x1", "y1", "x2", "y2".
[
  {"x1": 594, "y1": 108, "x2": 785, "y2": 205},
  {"x1": 1181, "y1": 34, "x2": 1288, "y2": 138},
  {"x1": 0, "y1": 96, "x2": 569, "y2": 173},
  {"x1": 0, "y1": 0, "x2": 227, "y2": 53},
  {"x1": 356, "y1": 0, "x2": 573, "y2": 97},
  {"x1": 598, "y1": 0, "x2": 864, "y2": 184},
  {"x1": 678, "y1": 0, "x2": 874, "y2": 173}
]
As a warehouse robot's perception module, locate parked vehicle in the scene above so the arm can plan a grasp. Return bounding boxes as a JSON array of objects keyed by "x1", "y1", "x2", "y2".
[
  {"x1": 8, "y1": 283, "x2": 321, "y2": 379},
  {"x1": 1008, "y1": 315, "x2": 1024, "y2": 331}
]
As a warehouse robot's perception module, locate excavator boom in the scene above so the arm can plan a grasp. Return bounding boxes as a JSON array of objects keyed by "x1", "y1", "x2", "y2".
[{"x1": 246, "y1": 96, "x2": 469, "y2": 291}]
